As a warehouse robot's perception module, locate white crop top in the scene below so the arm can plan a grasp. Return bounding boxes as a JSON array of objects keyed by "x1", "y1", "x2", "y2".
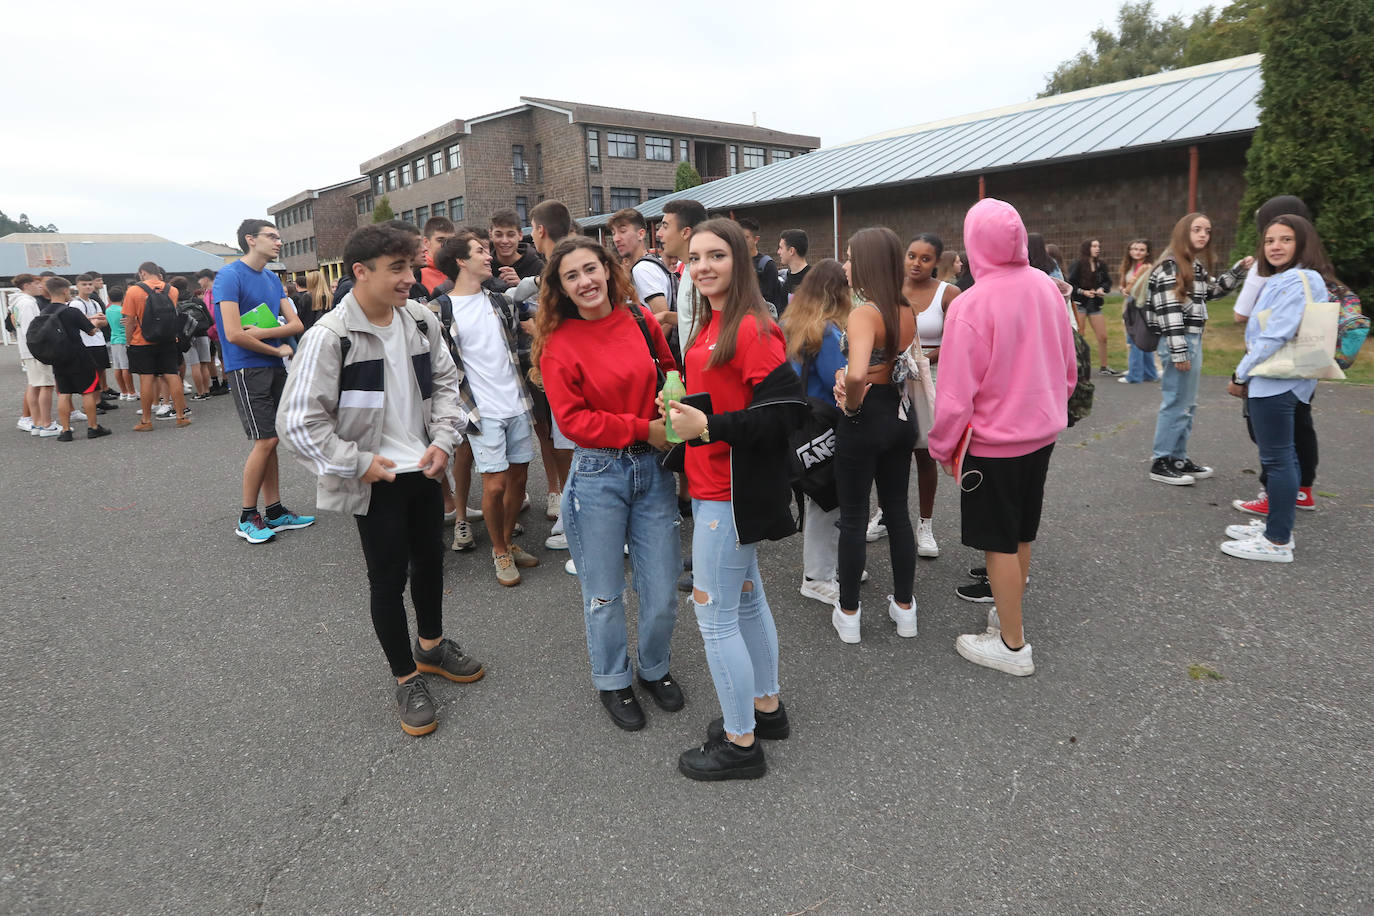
[{"x1": 915, "y1": 281, "x2": 949, "y2": 347}]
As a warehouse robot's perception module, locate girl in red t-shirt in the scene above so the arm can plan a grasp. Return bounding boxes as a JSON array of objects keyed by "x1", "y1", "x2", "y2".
[{"x1": 535, "y1": 237, "x2": 685, "y2": 733}]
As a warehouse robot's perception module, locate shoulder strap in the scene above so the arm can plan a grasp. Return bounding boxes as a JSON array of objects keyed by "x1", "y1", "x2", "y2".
[
  {"x1": 401, "y1": 300, "x2": 430, "y2": 335},
  {"x1": 628, "y1": 305, "x2": 667, "y2": 388}
]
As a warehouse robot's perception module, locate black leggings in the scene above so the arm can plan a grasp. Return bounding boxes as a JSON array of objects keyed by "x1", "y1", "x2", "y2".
[
  {"x1": 1246, "y1": 396, "x2": 1317, "y2": 488},
  {"x1": 355, "y1": 473, "x2": 445, "y2": 677},
  {"x1": 835, "y1": 384, "x2": 917, "y2": 610}
]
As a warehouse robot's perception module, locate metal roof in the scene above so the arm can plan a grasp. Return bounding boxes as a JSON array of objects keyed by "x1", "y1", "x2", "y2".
[
  {"x1": 0, "y1": 233, "x2": 229, "y2": 277},
  {"x1": 579, "y1": 55, "x2": 1261, "y2": 229}
]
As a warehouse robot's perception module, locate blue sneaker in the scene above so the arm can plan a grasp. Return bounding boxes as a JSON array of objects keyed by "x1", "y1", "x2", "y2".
[
  {"x1": 236, "y1": 513, "x2": 276, "y2": 544},
  {"x1": 266, "y1": 509, "x2": 316, "y2": 531}
]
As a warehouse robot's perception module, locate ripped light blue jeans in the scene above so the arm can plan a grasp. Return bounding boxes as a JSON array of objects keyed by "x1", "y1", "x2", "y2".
[
  {"x1": 691, "y1": 499, "x2": 781, "y2": 736},
  {"x1": 564, "y1": 446, "x2": 681, "y2": 691}
]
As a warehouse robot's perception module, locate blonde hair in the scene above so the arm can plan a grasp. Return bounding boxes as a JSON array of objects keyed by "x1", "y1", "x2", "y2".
[
  {"x1": 782, "y1": 259, "x2": 850, "y2": 362},
  {"x1": 305, "y1": 270, "x2": 330, "y2": 312}
]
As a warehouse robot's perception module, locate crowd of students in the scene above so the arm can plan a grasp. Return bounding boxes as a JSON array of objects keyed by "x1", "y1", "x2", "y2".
[{"x1": 8, "y1": 191, "x2": 1354, "y2": 779}]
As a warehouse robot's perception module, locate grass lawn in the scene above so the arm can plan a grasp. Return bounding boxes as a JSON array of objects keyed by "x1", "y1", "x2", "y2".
[{"x1": 1096, "y1": 294, "x2": 1372, "y2": 385}]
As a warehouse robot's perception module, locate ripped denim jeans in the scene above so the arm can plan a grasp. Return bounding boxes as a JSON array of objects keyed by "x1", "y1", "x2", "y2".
[
  {"x1": 564, "y1": 446, "x2": 682, "y2": 691},
  {"x1": 691, "y1": 499, "x2": 781, "y2": 736}
]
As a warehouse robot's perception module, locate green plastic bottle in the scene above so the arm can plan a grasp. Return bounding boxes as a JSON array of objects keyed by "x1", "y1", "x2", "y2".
[{"x1": 662, "y1": 370, "x2": 686, "y2": 443}]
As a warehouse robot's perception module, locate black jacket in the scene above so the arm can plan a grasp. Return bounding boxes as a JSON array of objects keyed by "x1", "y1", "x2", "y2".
[
  {"x1": 1067, "y1": 260, "x2": 1111, "y2": 308},
  {"x1": 695, "y1": 361, "x2": 808, "y2": 544}
]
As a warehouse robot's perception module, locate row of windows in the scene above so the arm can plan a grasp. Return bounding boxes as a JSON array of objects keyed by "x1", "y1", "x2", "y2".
[
  {"x1": 585, "y1": 130, "x2": 795, "y2": 172},
  {"x1": 400, "y1": 198, "x2": 465, "y2": 225},
  {"x1": 373, "y1": 145, "x2": 462, "y2": 196},
  {"x1": 279, "y1": 201, "x2": 313, "y2": 227},
  {"x1": 284, "y1": 237, "x2": 317, "y2": 258},
  {"x1": 587, "y1": 187, "x2": 673, "y2": 215},
  {"x1": 355, "y1": 194, "x2": 375, "y2": 215}
]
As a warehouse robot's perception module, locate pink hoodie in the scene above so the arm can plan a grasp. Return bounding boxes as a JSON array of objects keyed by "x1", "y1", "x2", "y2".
[{"x1": 926, "y1": 199, "x2": 1078, "y2": 463}]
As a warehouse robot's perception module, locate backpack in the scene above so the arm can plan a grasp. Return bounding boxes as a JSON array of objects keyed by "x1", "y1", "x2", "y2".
[
  {"x1": 633, "y1": 254, "x2": 678, "y2": 313},
  {"x1": 178, "y1": 300, "x2": 213, "y2": 338},
  {"x1": 137, "y1": 282, "x2": 179, "y2": 344},
  {"x1": 1330, "y1": 283, "x2": 1368, "y2": 370},
  {"x1": 753, "y1": 253, "x2": 783, "y2": 316},
  {"x1": 1122, "y1": 266, "x2": 1160, "y2": 352},
  {"x1": 1067, "y1": 329, "x2": 1095, "y2": 427},
  {"x1": 26, "y1": 304, "x2": 81, "y2": 366}
]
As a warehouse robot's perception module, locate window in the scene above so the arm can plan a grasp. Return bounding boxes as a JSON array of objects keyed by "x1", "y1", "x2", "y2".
[
  {"x1": 590, "y1": 186, "x2": 604, "y2": 215},
  {"x1": 648, "y1": 189, "x2": 672, "y2": 200},
  {"x1": 305, "y1": 202, "x2": 313, "y2": 219},
  {"x1": 610, "y1": 187, "x2": 641, "y2": 210},
  {"x1": 512, "y1": 144, "x2": 526, "y2": 184},
  {"x1": 535, "y1": 143, "x2": 543, "y2": 183},
  {"x1": 387, "y1": 169, "x2": 397, "y2": 190},
  {"x1": 415, "y1": 205, "x2": 429, "y2": 226},
  {"x1": 742, "y1": 146, "x2": 765, "y2": 170},
  {"x1": 607, "y1": 132, "x2": 637, "y2": 158},
  {"x1": 415, "y1": 157, "x2": 426, "y2": 181},
  {"x1": 515, "y1": 196, "x2": 528, "y2": 223},
  {"x1": 400, "y1": 163, "x2": 412, "y2": 186},
  {"x1": 679, "y1": 139, "x2": 689, "y2": 162},
  {"x1": 310, "y1": 237, "x2": 317, "y2": 252},
  {"x1": 587, "y1": 130, "x2": 600, "y2": 171},
  {"x1": 645, "y1": 136, "x2": 672, "y2": 161},
  {"x1": 402, "y1": 210, "x2": 414, "y2": 224},
  {"x1": 772, "y1": 149, "x2": 792, "y2": 161},
  {"x1": 729, "y1": 146, "x2": 738, "y2": 175},
  {"x1": 447, "y1": 145, "x2": 461, "y2": 169},
  {"x1": 430, "y1": 151, "x2": 443, "y2": 176},
  {"x1": 433, "y1": 200, "x2": 446, "y2": 218},
  {"x1": 376, "y1": 175, "x2": 385, "y2": 195},
  {"x1": 357, "y1": 197, "x2": 367, "y2": 215},
  {"x1": 449, "y1": 197, "x2": 464, "y2": 220},
  {"x1": 365, "y1": 194, "x2": 373, "y2": 213}
]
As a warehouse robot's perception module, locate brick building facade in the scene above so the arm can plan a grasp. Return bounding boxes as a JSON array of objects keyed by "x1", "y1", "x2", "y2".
[{"x1": 267, "y1": 177, "x2": 369, "y2": 282}]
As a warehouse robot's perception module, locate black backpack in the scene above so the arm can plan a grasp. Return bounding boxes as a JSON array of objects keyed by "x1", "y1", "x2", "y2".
[
  {"x1": 26, "y1": 304, "x2": 81, "y2": 366},
  {"x1": 137, "y1": 282, "x2": 179, "y2": 344},
  {"x1": 633, "y1": 254, "x2": 679, "y2": 313},
  {"x1": 178, "y1": 300, "x2": 213, "y2": 337},
  {"x1": 786, "y1": 354, "x2": 842, "y2": 511}
]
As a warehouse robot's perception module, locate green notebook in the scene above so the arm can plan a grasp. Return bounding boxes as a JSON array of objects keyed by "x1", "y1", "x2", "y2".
[{"x1": 239, "y1": 303, "x2": 280, "y2": 329}]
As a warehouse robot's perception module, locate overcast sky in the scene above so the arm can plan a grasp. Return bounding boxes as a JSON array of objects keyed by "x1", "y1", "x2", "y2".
[{"x1": 4, "y1": 0, "x2": 1222, "y2": 246}]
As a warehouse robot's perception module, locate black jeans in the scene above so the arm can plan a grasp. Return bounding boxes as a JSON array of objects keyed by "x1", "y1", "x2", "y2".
[
  {"x1": 1246, "y1": 396, "x2": 1317, "y2": 488},
  {"x1": 355, "y1": 473, "x2": 445, "y2": 677},
  {"x1": 835, "y1": 384, "x2": 917, "y2": 610}
]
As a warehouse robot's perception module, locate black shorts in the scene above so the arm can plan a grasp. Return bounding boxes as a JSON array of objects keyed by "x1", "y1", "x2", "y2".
[
  {"x1": 959, "y1": 443, "x2": 1054, "y2": 554},
  {"x1": 1077, "y1": 299, "x2": 1103, "y2": 316},
  {"x1": 128, "y1": 341, "x2": 180, "y2": 376},
  {"x1": 229, "y1": 366, "x2": 287, "y2": 440},
  {"x1": 54, "y1": 362, "x2": 98, "y2": 396},
  {"x1": 86, "y1": 345, "x2": 111, "y2": 369},
  {"x1": 527, "y1": 378, "x2": 551, "y2": 427}
]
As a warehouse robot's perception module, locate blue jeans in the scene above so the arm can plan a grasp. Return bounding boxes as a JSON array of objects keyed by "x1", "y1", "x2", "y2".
[
  {"x1": 564, "y1": 446, "x2": 681, "y2": 691},
  {"x1": 1152, "y1": 333, "x2": 1203, "y2": 461},
  {"x1": 691, "y1": 499, "x2": 781, "y2": 737},
  {"x1": 1123, "y1": 340, "x2": 1159, "y2": 382},
  {"x1": 1247, "y1": 391, "x2": 1300, "y2": 544}
]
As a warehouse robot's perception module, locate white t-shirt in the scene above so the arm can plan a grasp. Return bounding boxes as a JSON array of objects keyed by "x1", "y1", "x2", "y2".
[
  {"x1": 1232, "y1": 262, "x2": 1265, "y2": 319},
  {"x1": 631, "y1": 258, "x2": 672, "y2": 310},
  {"x1": 70, "y1": 297, "x2": 105, "y2": 348},
  {"x1": 12, "y1": 293, "x2": 39, "y2": 360},
  {"x1": 369, "y1": 312, "x2": 429, "y2": 475},
  {"x1": 676, "y1": 267, "x2": 699, "y2": 350},
  {"x1": 451, "y1": 291, "x2": 523, "y2": 420}
]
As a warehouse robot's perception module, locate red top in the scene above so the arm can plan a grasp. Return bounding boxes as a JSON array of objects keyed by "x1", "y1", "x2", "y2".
[
  {"x1": 420, "y1": 255, "x2": 447, "y2": 295},
  {"x1": 541, "y1": 304, "x2": 678, "y2": 449},
  {"x1": 684, "y1": 313, "x2": 787, "y2": 502}
]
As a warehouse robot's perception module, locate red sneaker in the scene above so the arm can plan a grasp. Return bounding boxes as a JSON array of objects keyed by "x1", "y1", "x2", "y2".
[
  {"x1": 1295, "y1": 486, "x2": 1316, "y2": 511},
  {"x1": 1232, "y1": 491, "x2": 1269, "y2": 516}
]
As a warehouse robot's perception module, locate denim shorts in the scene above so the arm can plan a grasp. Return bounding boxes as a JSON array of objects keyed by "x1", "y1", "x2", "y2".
[{"x1": 470, "y1": 411, "x2": 535, "y2": 473}]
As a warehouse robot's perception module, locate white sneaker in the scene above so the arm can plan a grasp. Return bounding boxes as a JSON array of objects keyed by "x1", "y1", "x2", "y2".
[
  {"x1": 544, "y1": 532, "x2": 568, "y2": 550},
  {"x1": 70, "y1": 409, "x2": 87, "y2": 421},
  {"x1": 564, "y1": 557, "x2": 577, "y2": 575},
  {"x1": 17, "y1": 417, "x2": 33, "y2": 431},
  {"x1": 550, "y1": 514, "x2": 564, "y2": 536},
  {"x1": 465, "y1": 504, "x2": 483, "y2": 520},
  {"x1": 865, "y1": 510, "x2": 886, "y2": 542},
  {"x1": 987, "y1": 605, "x2": 1001, "y2": 633},
  {"x1": 1224, "y1": 519, "x2": 1294, "y2": 549},
  {"x1": 1220, "y1": 534, "x2": 1294, "y2": 563},
  {"x1": 916, "y1": 517, "x2": 939, "y2": 558},
  {"x1": 799, "y1": 578, "x2": 839, "y2": 605},
  {"x1": 831, "y1": 603, "x2": 861, "y2": 644},
  {"x1": 956, "y1": 630, "x2": 1035, "y2": 676},
  {"x1": 887, "y1": 595, "x2": 917, "y2": 638},
  {"x1": 521, "y1": 492, "x2": 531, "y2": 512},
  {"x1": 443, "y1": 508, "x2": 457, "y2": 523},
  {"x1": 35, "y1": 423, "x2": 61, "y2": 438},
  {"x1": 154, "y1": 404, "x2": 174, "y2": 419},
  {"x1": 546, "y1": 491, "x2": 561, "y2": 520},
  {"x1": 183, "y1": 381, "x2": 194, "y2": 393}
]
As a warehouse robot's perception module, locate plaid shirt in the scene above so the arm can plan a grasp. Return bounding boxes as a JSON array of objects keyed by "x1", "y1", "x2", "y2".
[
  {"x1": 440, "y1": 288, "x2": 532, "y2": 433},
  {"x1": 1145, "y1": 256, "x2": 1244, "y2": 362}
]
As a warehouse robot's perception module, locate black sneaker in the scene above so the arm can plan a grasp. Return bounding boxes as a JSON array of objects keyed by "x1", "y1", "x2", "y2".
[
  {"x1": 968, "y1": 566, "x2": 988, "y2": 579},
  {"x1": 636, "y1": 672, "x2": 685, "y2": 711},
  {"x1": 396, "y1": 676, "x2": 438, "y2": 736},
  {"x1": 707, "y1": 701, "x2": 790, "y2": 743},
  {"x1": 413, "y1": 638, "x2": 485, "y2": 683},
  {"x1": 55, "y1": 429, "x2": 74, "y2": 442},
  {"x1": 678, "y1": 733, "x2": 767, "y2": 781},
  {"x1": 956, "y1": 579, "x2": 995, "y2": 603},
  {"x1": 209, "y1": 383, "x2": 229, "y2": 396},
  {"x1": 1178, "y1": 458, "x2": 1214, "y2": 480},
  {"x1": 1098, "y1": 366, "x2": 1118, "y2": 376},
  {"x1": 1149, "y1": 457, "x2": 1195, "y2": 486},
  {"x1": 87, "y1": 425, "x2": 112, "y2": 439},
  {"x1": 677, "y1": 569, "x2": 694, "y2": 594},
  {"x1": 599, "y1": 687, "x2": 646, "y2": 731}
]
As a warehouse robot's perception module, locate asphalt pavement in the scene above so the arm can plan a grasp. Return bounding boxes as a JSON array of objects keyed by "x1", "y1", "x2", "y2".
[{"x1": 1, "y1": 354, "x2": 1371, "y2": 915}]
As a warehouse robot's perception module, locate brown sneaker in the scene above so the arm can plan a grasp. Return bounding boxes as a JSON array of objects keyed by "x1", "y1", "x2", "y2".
[
  {"x1": 176, "y1": 415, "x2": 192, "y2": 428},
  {"x1": 493, "y1": 551, "x2": 521, "y2": 587},
  {"x1": 133, "y1": 420, "x2": 154, "y2": 432},
  {"x1": 510, "y1": 544, "x2": 540, "y2": 568}
]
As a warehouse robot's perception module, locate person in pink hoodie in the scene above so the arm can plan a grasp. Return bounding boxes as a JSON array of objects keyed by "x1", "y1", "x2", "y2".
[{"x1": 926, "y1": 199, "x2": 1078, "y2": 677}]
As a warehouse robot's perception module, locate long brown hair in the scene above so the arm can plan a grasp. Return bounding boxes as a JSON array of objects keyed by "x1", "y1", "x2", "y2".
[
  {"x1": 847, "y1": 226, "x2": 909, "y2": 358},
  {"x1": 531, "y1": 235, "x2": 639, "y2": 384},
  {"x1": 305, "y1": 270, "x2": 330, "y2": 312},
  {"x1": 1159, "y1": 212, "x2": 1214, "y2": 293},
  {"x1": 782, "y1": 258, "x2": 849, "y2": 362},
  {"x1": 935, "y1": 250, "x2": 959, "y2": 283},
  {"x1": 687, "y1": 218, "x2": 772, "y2": 369},
  {"x1": 1119, "y1": 238, "x2": 1151, "y2": 286}
]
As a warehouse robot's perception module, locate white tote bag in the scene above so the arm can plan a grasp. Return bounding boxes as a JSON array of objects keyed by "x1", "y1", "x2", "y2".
[
  {"x1": 1251, "y1": 273, "x2": 1345, "y2": 380},
  {"x1": 896, "y1": 342, "x2": 937, "y2": 448}
]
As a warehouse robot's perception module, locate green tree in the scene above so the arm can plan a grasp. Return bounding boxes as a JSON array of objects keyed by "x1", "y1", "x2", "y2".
[
  {"x1": 372, "y1": 196, "x2": 395, "y2": 223},
  {"x1": 1234, "y1": 0, "x2": 1374, "y2": 296},
  {"x1": 1181, "y1": 0, "x2": 1265, "y2": 66},
  {"x1": 0, "y1": 210, "x2": 58, "y2": 235},
  {"x1": 674, "y1": 161, "x2": 702, "y2": 192}
]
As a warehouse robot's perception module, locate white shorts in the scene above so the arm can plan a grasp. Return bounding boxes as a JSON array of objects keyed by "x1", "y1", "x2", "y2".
[
  {"x1": 469, "y1": 412, "x2": 534, "y2": 474},
  {"x1": 23, "y1": 359, "x2": 54, "y2": 387}
]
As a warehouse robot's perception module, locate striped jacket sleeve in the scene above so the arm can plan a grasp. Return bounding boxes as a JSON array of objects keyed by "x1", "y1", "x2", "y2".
[{"x1": 276, "y1": 324, "x2": 371, "y2": 479}]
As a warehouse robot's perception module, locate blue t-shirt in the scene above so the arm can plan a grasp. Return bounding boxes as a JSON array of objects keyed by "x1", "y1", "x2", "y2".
[
  {"x1": 212, "y1": 260, "x2": 286, "y2": 371},
  {"x1": 790, "y1": 322, "x2": 845, "y2": 400}
]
